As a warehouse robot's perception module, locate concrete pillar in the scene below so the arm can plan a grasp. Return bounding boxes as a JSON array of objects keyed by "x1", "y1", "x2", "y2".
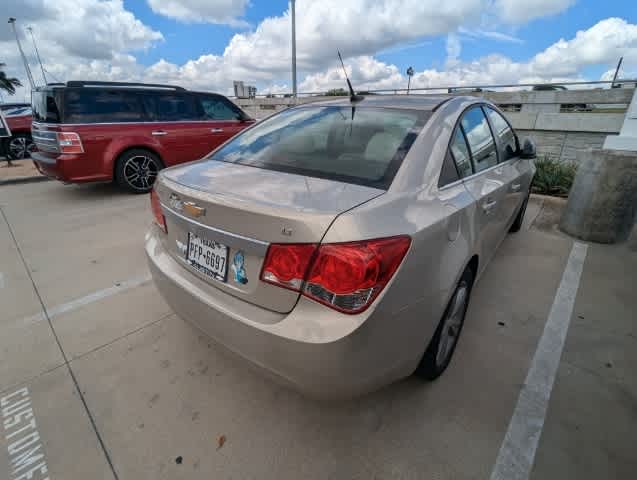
[{"x1": 560, "y1": 148, "x2": 637, "y2": 243}]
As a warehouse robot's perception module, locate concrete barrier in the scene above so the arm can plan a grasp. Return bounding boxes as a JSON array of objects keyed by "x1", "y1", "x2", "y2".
[{"x1": 560, "y1": 148, "x2": 637, "y2": 243}]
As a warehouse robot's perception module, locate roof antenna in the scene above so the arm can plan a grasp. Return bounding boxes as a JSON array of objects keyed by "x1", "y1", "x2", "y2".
[{"x1": 337, "y1": 51, "x2": 364, "y2": 102}]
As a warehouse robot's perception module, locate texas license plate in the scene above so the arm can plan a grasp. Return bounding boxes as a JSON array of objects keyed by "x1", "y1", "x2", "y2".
[{"x1": 186, "y1": 232, "x2": 229, "y2": 282}]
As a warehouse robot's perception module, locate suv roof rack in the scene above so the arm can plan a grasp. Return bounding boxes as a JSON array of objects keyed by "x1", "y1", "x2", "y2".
[{"x1": 65, "y1": 81, "x2": 186, "y2": 91}]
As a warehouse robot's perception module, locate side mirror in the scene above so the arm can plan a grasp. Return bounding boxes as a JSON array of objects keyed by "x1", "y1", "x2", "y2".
[{"x1": 520, "y1": 138, "x2": 537, "y2": 159}]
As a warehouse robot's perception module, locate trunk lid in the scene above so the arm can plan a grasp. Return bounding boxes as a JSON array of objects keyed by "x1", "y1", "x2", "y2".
[{"x1": 155, "y1": 160, "x2": 384, "y2": 313}]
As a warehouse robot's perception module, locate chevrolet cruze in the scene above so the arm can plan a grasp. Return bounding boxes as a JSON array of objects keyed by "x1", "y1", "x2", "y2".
[{"x1": 146, "y1": 95, "x2": 536, "y2": 398}]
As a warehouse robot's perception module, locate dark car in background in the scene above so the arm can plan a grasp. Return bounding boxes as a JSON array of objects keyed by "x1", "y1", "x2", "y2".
[
  {"x1": 31, "y1": 81, "x2": 255, "y2": 193},
  {"x1": 1, "y1": 104, "x2": 35, "y2": 160}
]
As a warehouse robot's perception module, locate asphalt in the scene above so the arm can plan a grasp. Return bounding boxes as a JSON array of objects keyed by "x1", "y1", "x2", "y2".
[{"x1": 0, "y1": 181, "x2": 635, "y2": 480}]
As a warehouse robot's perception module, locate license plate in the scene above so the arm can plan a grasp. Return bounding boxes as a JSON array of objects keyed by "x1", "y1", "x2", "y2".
[{"x1": 186, "y1": 232, "x2": 229, "y2": 282}]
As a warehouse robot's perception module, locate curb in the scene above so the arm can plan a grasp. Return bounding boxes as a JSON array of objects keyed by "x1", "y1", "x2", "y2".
[{"x1": 0, "y1": 175, "x2": 51, "y2": 187}]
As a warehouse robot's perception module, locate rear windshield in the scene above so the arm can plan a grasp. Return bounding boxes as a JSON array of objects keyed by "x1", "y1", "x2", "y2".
[
  {"x1": 209, "y1": 106, "x2": 429, "y2": 189},
  {"x1": 32, "y1": 89, "x2": 61, "y2": 123}
]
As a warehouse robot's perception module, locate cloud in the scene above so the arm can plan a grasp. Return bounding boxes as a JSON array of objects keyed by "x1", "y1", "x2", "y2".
[
  {"x1": 529, "y1": 17, "x2": 637, "y2": 77},
  {"x1": 0, "y1": 0, "x2": 634, "y2": 105},
  {"x1": 222, "y1": 0, "x2": 485, "y2": 76},
  {"x1": 299, "y1": 56, "x2": 404, "y2": 92},
  {"x1": 146, "y1": 0, "x2": 250, "y2": 26},
  {"x1": 494, "y1": 0, "x2": 576, "y2": 24},
  {"x1": 296, "y1": 18, "x2": 637, "y2": 93},
  {"x1": 459, "y1": 28, "x2": 524, "y2": 44},
  {"x1": 446, "y1": 33, "x2": 462, "y2": 66},
  {"x1": 0, "y1": 0, "x2": 162, "y2": 99}
]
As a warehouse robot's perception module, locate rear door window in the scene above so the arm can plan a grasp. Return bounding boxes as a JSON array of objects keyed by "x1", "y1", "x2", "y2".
[
  {"x1": 485, "y1": 106, "x2": 518, "y2": 162},
  {"x1": 461, "y1": 107, "x2": 498, "y2": 172},
  {"x1": 63, "y1": 90, "x2": 147, "y2": 123},
  {"x1": 449, "y1": 127, "x2": 473, "y2": 178},
  {"x1": 199, "y1": 95, "x2": 243, "y2": 120},
  {"x1": 153, "y1": 93, "x2": 200, "y2": 121}
]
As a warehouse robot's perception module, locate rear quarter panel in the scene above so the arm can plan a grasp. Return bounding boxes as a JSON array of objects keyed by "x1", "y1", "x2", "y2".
[
  {"x1": 69, "y1": 124, "x2": 165, "y2": 180},
  {"x1": 322, "y1": 183, "x2": 477, "y2": 373}
]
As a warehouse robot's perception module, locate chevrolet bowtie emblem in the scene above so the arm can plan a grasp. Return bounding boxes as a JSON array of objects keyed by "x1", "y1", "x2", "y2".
[
  {"x1": 169, "y1": 193, "x2": 205, "y2": 218},
  {"x1": 183, "y1": 201, "x2": 206, "y2": 218}
]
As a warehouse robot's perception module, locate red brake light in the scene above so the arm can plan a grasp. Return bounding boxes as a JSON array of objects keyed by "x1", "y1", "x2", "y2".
[
  {"x1": 150, "y1": 189, "x2": 167, "y2": 233},
  {"x1": 260, "y1": 236, "x2": 410, "y2": 313},
  {"x1": 56, "y1": 132, "x2": 84, "y2": 154},
  {"x1": 261, "y1": 244, "x2": 317, "y2": 291}
]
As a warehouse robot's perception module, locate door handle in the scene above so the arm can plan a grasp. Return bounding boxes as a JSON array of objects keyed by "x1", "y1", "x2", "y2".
[
  {"x1": 482, "y1": 198, "x2": 497, "y2": 213},
  {"x1": 511, "y1": 183, "x2": 522, "y2": 192},
  {"x1": 151, "y1": 131, "x2": 167, "y2": 136},
  {"x1": 210, "y1": 128, "x2": 224, "y2": 133}
]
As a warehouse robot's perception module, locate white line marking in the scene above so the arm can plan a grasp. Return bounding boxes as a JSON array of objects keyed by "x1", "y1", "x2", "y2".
[
  {"x1": 490, "y1": 241, "x2": 588, "y2": 480},
  {"x1": 20, "y1": 274, "x2": 152, "y2": 327},
  {"x1": 0, "y1": 272, "x2": 4, "y2": 289}
]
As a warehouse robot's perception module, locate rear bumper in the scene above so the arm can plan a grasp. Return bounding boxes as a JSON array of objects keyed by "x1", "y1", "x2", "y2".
[
  {"x1": 145, "y1": 227, "x2": 421, "y2": 399},
  {"x1": 31, "y1": 151, "x2": 111, "y2": 183}
]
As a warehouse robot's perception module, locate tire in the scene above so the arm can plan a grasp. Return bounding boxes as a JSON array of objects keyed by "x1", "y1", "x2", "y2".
[
  {"x1": 6, "y1": 133, "x2": 35, "y2": 160},
  {"x1": 509, "y1": 191, "x2": 530, "y2": 233},
  {"x1": 114, "y1": 149, "x2": 163, "y2": 194},
  {"x1": 415, "y1": 267, "x2": 474, "y2": 380}
]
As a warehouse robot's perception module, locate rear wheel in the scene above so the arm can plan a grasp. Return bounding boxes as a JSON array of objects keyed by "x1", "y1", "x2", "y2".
[
  {"x1": 6, "y1": 134, "x2": 35, "y2": 160},
  {"x1": 115, "y1": 149, "x2": 163, "y2": 194},
  {"x1": 415, "y1": 268, "x2": 474, "y2": 380}
]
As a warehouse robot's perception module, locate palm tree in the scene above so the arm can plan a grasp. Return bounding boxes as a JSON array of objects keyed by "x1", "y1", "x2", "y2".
[{"x1": 0, "y1": 63, "x2": 22, "y2": 95}]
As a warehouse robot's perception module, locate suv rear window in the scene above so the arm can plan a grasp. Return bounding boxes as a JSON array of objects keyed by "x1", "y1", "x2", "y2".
[
  {"x1": 209, "y1": 106, "x2": 429, "y2": 189},
  {"x1": 63, "y1": 90, "x2": 147, "y2": 123},
  {"x1": 32, "y1": 89, "x2": 62, "y2": 123}
]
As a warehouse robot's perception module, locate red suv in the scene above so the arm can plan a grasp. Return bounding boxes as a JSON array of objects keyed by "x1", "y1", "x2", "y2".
[{"x1": 31, "y1": 81, "x2": 255, "y2": 192}]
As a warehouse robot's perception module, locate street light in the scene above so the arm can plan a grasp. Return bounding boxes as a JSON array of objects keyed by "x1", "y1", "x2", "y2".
[
  {"x1": 7, "y1": 17, "x2": 36, "y2": 90},
  {"x1": 291, "y1": 0, "x2": 297, "y2": 98},
  {"x1": 406, "y1": 66, "x2": 414, "y2": 95}
]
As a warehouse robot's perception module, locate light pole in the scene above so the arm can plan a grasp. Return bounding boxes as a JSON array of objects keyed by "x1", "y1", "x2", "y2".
[
  {"x1": 7, "y1": 17, "x2": 36, "y2": 90},
  {"x1": 27, "y1": 26, "x2": 47, "y2": 85},
  {"x1": 291, "y1": 0, "x2": 297, "y2": 98},
  {"x1": 406, "y1": 66, "x2": 414, "y2": 95}
]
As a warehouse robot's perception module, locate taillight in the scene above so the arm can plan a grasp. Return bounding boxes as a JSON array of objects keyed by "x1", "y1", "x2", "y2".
[
  {"x1": 260, "y1": 236, "x2": 410, "y2": 314},
  {"x1": 261, "y1": 244, "x2": 317, "y2": 291},
  {"x1": 150, "y1": 189, "x2": 167, "y2": 233},
  {"x1": 56, "y1": 132, "x2": 83, "y2": 154}
]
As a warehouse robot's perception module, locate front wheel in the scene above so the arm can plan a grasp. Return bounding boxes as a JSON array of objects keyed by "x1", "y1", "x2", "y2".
[
  {"x1": 115, "y1": 149, "x2": 163, "y2": 194},
  {"x1": 415, "y1": 268, "x2": 474, "y2": 380}
]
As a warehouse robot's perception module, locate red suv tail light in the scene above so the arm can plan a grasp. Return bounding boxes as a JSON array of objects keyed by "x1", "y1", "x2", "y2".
[
  {"x1": 150, "y1": 189, "x2": 167, "y2": 233},
  {"x1": 260, "y1": 236, "x2": 410, "y2": 314},
  {"x1": 56, "y1": 132, "x2": 84, "y2": 154}
]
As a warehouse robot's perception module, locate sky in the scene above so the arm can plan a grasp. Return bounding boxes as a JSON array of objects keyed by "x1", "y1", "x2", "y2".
[{"x1": 0, "y1": 0, "x2": 636, "y2": 101}]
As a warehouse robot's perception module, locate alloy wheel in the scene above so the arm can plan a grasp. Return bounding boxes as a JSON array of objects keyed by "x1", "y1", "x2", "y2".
[
  {"x1": 435, "y1": 281, "x2": 469, "y2": 368},
  {"x1": 123, "y1": 155, "x2": 158, "y2": 191},
  {"x1": 8, "y1": 137, "x2": 34, "y2": 160}
]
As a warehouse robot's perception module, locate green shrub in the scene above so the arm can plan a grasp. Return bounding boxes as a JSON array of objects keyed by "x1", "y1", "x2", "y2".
[{"x1": 531, "y1": 157, "x2": 577, "y2": 197}]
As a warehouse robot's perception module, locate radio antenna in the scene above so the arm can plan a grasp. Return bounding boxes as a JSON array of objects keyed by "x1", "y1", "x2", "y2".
[{"x1": 337, "y1": 51, "x2": 363, "y2": 102}]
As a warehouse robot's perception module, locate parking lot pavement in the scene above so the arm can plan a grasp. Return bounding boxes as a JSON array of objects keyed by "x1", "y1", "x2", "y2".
[{"x1": 0, "y1": 181, "x2": 635, "y2": 480}]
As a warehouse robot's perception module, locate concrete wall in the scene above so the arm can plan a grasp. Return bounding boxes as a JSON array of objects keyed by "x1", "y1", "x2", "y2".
[{"x1": 232, "y1": 87, "x2": 636, "y2": 163}]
